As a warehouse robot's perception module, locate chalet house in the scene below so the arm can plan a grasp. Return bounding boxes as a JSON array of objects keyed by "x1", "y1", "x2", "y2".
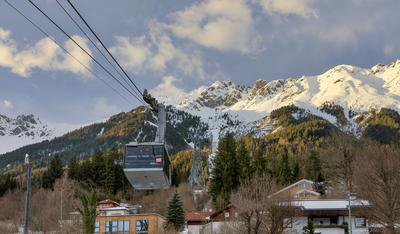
[
  {"x1": 184, "y1": 179, "x2": 370, "y2": 234},
  {"x1": 273, "y1": 179, "x2": 370, "y2": 234},
  {"x1": 271, "y1": 179, "x2": 321, "y2": 200},
  {"x1": 185, "y1": 205, "x2": 238, "y2": 234},
  {"x1": 185, "y1": 211, "x2": 213, "y2": 234},
  {"x1": 95, "y1": 199, "x2": 166, "y2": 234}
]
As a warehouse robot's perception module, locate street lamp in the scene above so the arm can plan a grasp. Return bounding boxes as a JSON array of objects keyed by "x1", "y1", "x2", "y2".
[{"x1": 23, "y1": 154, "x2": 31, "y2": 234}]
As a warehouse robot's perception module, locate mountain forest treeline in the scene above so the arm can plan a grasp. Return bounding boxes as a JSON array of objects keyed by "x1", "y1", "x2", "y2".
[{"x1": 0, "y1": 104, "x2": 399, "y2": 232}]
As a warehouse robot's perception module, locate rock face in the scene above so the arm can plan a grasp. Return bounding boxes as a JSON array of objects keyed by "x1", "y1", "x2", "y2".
[
  {"x1": 177, "y1": 60, "x2": 400, "y2": 115},
  {"x1": 162, "y1": 60, "x2": 400, "y2": 138},
  {"x1": 2, "y1": 60, "x2": 400, "y2": 167},
  {"x1": 0, "y1": 114, "x2": 53, "y2": 154}
]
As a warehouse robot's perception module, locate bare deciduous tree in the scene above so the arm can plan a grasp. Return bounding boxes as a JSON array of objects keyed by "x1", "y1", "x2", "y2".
[
  {"x1": 0, "y1": 190, "x2": 24, "y2": 232},
  {"x1": 354, "y1": 145, "x2": 400, "y2": 234},
  {"x1": 231, "y1": 174, "x2": 296, "y2": 234}
]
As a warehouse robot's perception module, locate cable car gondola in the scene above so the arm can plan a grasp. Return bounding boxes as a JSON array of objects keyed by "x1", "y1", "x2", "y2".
[
  {"x1": 123, "y1": 91, "x2": 171, "y2": 190},
  {"x1": 124, "y1": 142, "x2": 171, "y2": 190}
]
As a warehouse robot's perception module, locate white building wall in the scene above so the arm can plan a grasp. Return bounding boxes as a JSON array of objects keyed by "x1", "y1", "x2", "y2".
[
  {"x1": 285, "y1": 216, "x2": 369, "y2": 234},
  {"x1": 187, "y1": 225, "x2": 202, "y2": 234},
  {"x1": 314, "y1": 228, "x2": 344, "y2": 234}
]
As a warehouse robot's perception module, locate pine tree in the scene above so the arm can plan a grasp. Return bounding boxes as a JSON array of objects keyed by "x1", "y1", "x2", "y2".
[
  {"x1": 305, "y1": 150, "x2": 323, "y2": 181},
  {"x1": 277, "y1": 150, "x2": 292, "y2": 185},
  {"x1": 0, "y1": 173, "x2": 17, "y2": 196},
  {"x1": 302, "y1": 220, "x2": 315, "y2": 234},
  {"x1": 236, "y1": 140, "x2": 252, "y2": 184},
  {"x1": 165, "y1": 191, "x2": 185, "y2": 231},
  {"x1": 209, "y1": 133, "x2": 239, "y2": 209},
  {"x1": 42, "y1": 154, "x2": 63, "y2": 189},
  {"x1": 291, "y1": 159, "x2": 300, "y2": 183},
  {"x1": 251, "y1": 141, "x2": 266, "y2": 176},
  {"x1": 68, "y1": 156, "x2": 78, "y2": 180},
  {"x1": 305, "y1": 150, "x2": 326, "y2": 194},
  {"x1": 101, "y1": 152, "x2": 116, "y2": 195}
]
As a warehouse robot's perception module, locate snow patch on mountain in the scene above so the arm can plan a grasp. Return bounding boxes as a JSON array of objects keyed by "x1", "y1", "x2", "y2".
[
  {"x1": 158, "y1": 60, "x2": 400, "y2": 139},
  {"x1": 0, "y1": 114, "x2": 53, "y2": 154}
]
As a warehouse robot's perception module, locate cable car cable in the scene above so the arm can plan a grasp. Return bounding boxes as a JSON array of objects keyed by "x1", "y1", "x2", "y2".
[
  {"x1": 66, "y1": 0, "x2": 144, "y2": 97},
  {"x1": 3, "y1": 0, "x2": 134, "y2": 105},
  {"x1": 26, "y1": 0, "x2": 146, "y2": 105},
  {"x1": 54, "y1": 0, "x2": 141, "y2": 100}
]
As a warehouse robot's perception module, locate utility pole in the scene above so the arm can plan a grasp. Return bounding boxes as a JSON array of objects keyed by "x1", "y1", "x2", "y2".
[
  {"x1": 347, "y1": 191, "x2": 356, "y2": 234},
  {"x1": 348, "y1": 191, "x2": 352, "y2": 234},
  {"x1": 23, "y1": 154, "x2": 31, "y2": 234},
  {"x1": 347, "y1": 175, "x2": 354, "y2": 234}
]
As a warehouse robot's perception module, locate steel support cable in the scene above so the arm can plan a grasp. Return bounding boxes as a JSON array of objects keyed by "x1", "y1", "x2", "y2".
[
  {"x1": 3, "y1": 0, "x2": 134, "y2": 105},
  {"x1": 54, "y1": 0, "x2": 140, "y2": 99},
  {"x1": 26, "y1": 0, "x2": 145, "y2": 105},
  {"x1": 66, "y1": 0, "x2": 144, "y2": 97}
]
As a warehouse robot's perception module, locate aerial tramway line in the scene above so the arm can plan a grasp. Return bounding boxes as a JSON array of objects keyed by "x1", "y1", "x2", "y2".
[{"x1": 5, "y1": 0, "x2": 204, "y2": 190}]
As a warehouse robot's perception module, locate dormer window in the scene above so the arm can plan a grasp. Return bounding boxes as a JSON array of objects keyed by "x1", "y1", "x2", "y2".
[{"x1": 225, "y1": 212, "x2": 230, "y2": 218}]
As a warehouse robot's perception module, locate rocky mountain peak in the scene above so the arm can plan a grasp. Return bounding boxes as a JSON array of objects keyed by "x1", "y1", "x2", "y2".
[
  {"x1": 178, "y1": 80, "x2": 248, "y2": 109},
  {"x1": 0, "y1": 113, "x2": 53, "y2": 154}
]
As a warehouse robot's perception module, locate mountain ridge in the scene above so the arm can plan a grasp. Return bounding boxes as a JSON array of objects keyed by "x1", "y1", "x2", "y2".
[
  {"x1": 0, "y1": 114, "x2": 53, "y2": 154},
  {"x1": 175, "y1": 60, "x2": 400, "y2": 114},
  {"x1": 1, "y1": 60, "x2": 400, "y2": 168}
]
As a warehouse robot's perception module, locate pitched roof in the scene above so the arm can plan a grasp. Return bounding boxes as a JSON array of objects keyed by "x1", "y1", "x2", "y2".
[
  {"x1": 185, "y1": 211, "x2": 213, "y2": 222},
  {"x1": 97, "y1": 199, "x2": 120, "y2": 207},
  {"x1": 270, "y1": 179, "x2": 315, "y2": 197}
]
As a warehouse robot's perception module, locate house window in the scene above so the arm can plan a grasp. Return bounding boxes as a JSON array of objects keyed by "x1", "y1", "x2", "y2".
[
  {"x1": 355, "y1": 217, "x2": 366, "y2": 228},
  {"x1": 283, "y1": 218, "x2": 293, "y2": 228},
  {"x1": 94, "y1": 221, "x2": 100, "y2": 233},
  {"x1": 136, "y1": 220, "x2": 149, "y2": 234},
  {"x1": 105, "y1": 220, "x2": 130, "y2": 233},
  {"x1": 224, "y1": 212, "x2": 230, "y2": 218}
]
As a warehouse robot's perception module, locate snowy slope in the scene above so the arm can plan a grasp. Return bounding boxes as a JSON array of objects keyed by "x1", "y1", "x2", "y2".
[
  {"x1": 0, "y1": 114, "x2": 53, "y2": 154},
  {"x1": 163, "y1": 60, "x2": 400, "y2": 138}
]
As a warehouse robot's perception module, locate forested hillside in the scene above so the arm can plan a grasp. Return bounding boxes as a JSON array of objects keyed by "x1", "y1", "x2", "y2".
[{"x1": 0, "y1": 106, "x2": 208, "y2": 168}]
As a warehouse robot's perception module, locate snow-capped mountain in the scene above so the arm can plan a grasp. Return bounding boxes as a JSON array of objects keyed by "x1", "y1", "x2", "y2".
[
  {"x1": 2, "y1": 60, "x2": 400, "y2": 166},
  {"x1": 0, "y1": 114, "x2": 53, "y2": 154},
  {"x1": 164, "y1": 60, "x2": 400, "y2": 137}
]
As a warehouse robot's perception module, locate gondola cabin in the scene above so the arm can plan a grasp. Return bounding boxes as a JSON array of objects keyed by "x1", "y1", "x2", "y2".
[{"x1": 123, "y1": 142, "x2": 171, "y2": 190}]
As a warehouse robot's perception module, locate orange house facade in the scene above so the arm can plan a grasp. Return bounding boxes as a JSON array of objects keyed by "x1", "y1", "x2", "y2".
[
  {"x1": 95, "y1": 213, "x2": 165, "y2": 234},
  {"x1": 94, "y1": 199, "x2": 165, "y2": 234}
]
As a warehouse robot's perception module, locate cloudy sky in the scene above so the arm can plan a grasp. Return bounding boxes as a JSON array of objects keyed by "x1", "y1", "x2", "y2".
[{"x1": 0, "y1": 0, "x2": 399, "y2": 129}]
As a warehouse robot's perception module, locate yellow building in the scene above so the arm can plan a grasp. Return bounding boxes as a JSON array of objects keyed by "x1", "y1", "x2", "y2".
[
  {"x1": 95, "y1": 199, "x2": 165, "y2": 234},
  {"x1": 95, "y1": 213, "x2": 165, "y2": 234}
]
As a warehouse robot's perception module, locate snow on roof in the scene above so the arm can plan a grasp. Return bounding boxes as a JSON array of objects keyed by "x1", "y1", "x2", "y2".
[
  {"x1": 101, "y1": 207, "x2": 130, "y2": 211},
  {"x1": 288, "y1": 199, "x2": 369, "y2": 210},
  {"x1": 98, "y1": 199, "x2": 119, "y2": 205},
  {"x1": 186, "y1": 212, "x2": 214, "y2": 221}
]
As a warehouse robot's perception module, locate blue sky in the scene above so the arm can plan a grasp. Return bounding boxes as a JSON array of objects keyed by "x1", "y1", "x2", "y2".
[{"x1": 0, "y1": 0, "x2": 399, "y2": 129}]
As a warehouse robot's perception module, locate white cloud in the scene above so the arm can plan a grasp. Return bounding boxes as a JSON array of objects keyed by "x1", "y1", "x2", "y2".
[
  {"x1": 0, "y1": 99, "x2": 13, "y2": 110},
  {"x1": 91, "y1": 97, "x2": 120, "y2": 119},
  {"x1": 259, "y1": 0, "x2": 318, "y2": 18},
  {"x1": 165, "y1": 0, "x2": 263, "y2": 54},
  {"x1": 110, "y1": 36, "x2": 150, "y2": 70},
  {"x1": 150, "y1": 76, "x2": 187, "y2": 105},
  {"x1": 151, "y1": 76, "x2": 186, "y2": 96},
  {"x1": 0, "y1": 27, "x2": 92, "y2": 78},
  {"x1": 110, "y1": 23, "x2": 209, "y2": 80},
  {"x1": 383, "y1": 44, "x2": 400, "y2": 56}
]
